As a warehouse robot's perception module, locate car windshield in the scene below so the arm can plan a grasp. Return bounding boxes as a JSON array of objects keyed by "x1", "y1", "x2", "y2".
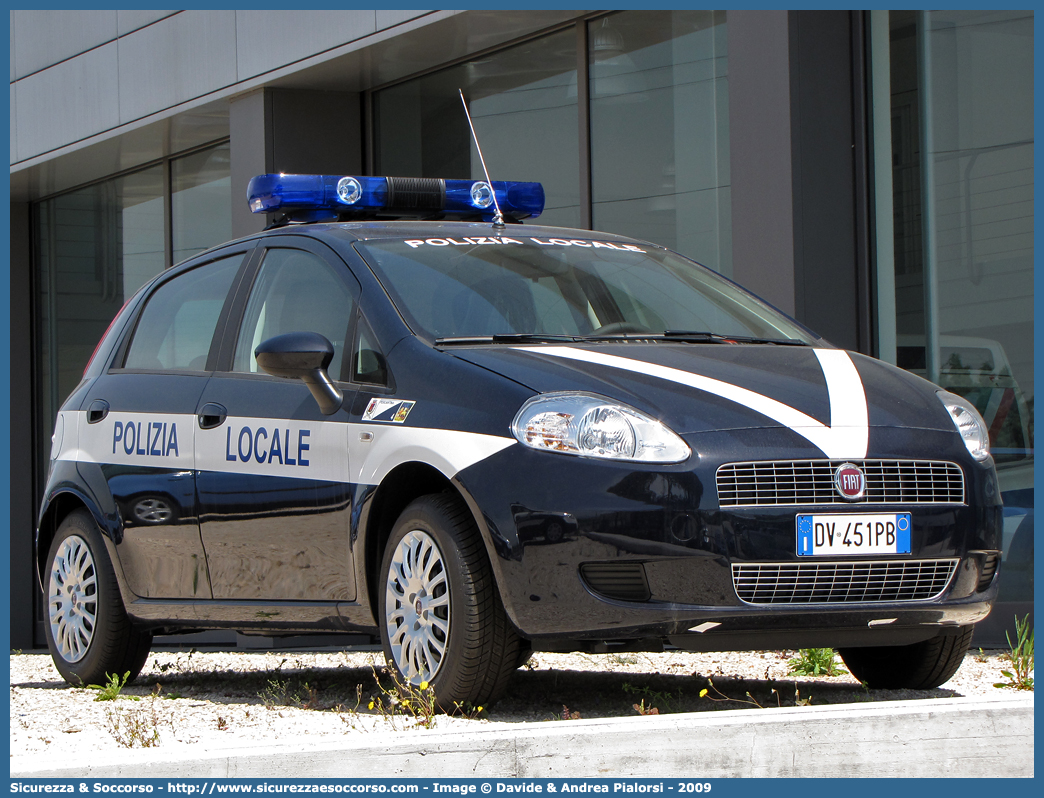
[{"x1": 354, "y1": 236, "x2": 817, "y2": 345}]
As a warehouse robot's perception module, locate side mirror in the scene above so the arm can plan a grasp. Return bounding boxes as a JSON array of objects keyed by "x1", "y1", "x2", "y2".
[{"x1": 255, "y1": 332, "x2": 343, "y2": 415}]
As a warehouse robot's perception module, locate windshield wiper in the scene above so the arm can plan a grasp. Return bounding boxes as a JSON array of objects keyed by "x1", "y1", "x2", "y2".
[
  {"x1": 661, "y1": 330, "x2": 808, "y2": 346},
  {"x1": 435, "y1": 333, "x2": 581, "y2": 346},
  {"x1": 435, "y1": 331, "x2": 808, "y2": 346},
  {"x1": 575, "y1": 330, "x2": 808, "y2": 345}
]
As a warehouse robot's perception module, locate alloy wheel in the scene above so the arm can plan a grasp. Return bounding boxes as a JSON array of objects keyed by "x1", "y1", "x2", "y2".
[
  {"x1": 384, "y1": 529, "x2": 451, "y2": 684},
  {"x1": 48, "y1": 534, "x2": 98, "y2": 663}
]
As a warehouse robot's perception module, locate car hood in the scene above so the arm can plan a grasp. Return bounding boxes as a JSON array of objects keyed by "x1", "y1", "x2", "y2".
[{"x1": 451, "y1": 343, "x2": 954, "y2": 460}]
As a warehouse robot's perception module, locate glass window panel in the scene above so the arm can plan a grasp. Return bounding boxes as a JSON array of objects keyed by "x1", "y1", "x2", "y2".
[
  {"x1": 34, "y1": 167, "x2": 166, "y2": 479},
  {"x1": 352, "y1": 317, "x2": 388, "y2": 386},
  {"x1": 233, "y1": 249, "x2": 354, "y2": 380},
  {"x1": 375, "y1": 29, "x2": 580, "y2": 228},
  {"x1": 589, "y1": 11, "x2": 731, "y2": 275},
  {"x1": 172, "y1": 143, "x2": 232, "y2": 264},
  {"x1": 355, "y1": 239, "x2": 813, "y2": 343},
  {"x1": 124, "y1": 254, "x2": 242, "y2": 371},
  {"x1": 880, "y1": 10, "x2": 1033, "y2": 618}
]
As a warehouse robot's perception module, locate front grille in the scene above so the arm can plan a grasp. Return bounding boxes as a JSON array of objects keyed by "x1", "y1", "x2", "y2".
[
  {"x1": 716, "y1": 460, "x2": 964, "y2": 507},
  {"x1": 580, "y1": 562, "x2": 651, "y2": 602},
  {"x1": 733, "y1": 559, "x2": 958, "y2": 604}
]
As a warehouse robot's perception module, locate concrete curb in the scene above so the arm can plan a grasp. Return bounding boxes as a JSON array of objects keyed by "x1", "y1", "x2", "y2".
[{"x1": 11, "y1": 695, "x2": 1033, "y2": 779}]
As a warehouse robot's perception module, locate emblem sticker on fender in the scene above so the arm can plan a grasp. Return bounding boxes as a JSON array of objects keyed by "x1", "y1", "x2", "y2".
[{"x1": 363, "y1": 398, "x2": 416, "y2": 424}]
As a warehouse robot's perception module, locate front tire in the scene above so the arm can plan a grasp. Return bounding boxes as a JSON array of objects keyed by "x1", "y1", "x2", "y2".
[
  {"x1": 378, "y1": 494, "x2": 520, "y2": 708},
  {"x1": 838, "y1": 626, "x2": 974, "y2": 689},
  {"x1": 44, "y1": 510, "x2": 152, "y2": 686}
]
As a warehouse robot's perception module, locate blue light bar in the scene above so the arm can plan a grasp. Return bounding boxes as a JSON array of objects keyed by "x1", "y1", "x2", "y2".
[{"x1": 247, "y1": 174, "x2": 544, "y2": 220}]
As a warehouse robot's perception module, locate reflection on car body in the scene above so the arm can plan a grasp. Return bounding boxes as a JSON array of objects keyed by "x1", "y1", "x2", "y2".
[
  {"x1": 897, "y1": 332, "x2": 1033, "y2": 609},
  {"x1": 36, "y1": 173, "x2": 1002, "y2": 706},
  {"x1": 897, "y1": 333, "x2": 1032, "y2": 462},
  {"x1": 512, "y1": 506, "x2": 578, "y2": 548}
]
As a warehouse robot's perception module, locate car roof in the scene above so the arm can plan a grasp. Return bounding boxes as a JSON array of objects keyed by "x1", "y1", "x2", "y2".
[
  {"x1": 177, "y1": 221, "x2": 661, "y2": 270},
  {"x1": 253, "y1": 220, "x2": 660, "y2": 247}
]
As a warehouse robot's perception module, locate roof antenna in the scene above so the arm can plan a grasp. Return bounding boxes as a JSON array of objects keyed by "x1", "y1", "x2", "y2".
[{"x1": 459, "y1": 89, "x2": 505, "y2": 231}]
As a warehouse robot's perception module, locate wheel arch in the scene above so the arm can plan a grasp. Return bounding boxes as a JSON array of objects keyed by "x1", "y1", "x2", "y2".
[
  {"x1": 37, "y1": 491, "x2": 101, "y2": 585},
  {"x1": 360, "y1": 461, "x2": 514, "y2": 630},
  {"x1": 37, "y1": 488, "x2": 130, "y2": 602},
  {"x1": 361, "y1": 462, "x2": 452, "y2": 621}
]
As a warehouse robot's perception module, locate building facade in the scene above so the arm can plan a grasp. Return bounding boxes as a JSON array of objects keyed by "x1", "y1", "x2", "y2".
[{"x1": 9, "y1": 9, "x2": 1033, "y2": 647}]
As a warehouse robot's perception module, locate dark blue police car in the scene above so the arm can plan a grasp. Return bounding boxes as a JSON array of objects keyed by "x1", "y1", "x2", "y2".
[{"x1": 39, "y1": 173, "x2": 1002, "y2": 706}]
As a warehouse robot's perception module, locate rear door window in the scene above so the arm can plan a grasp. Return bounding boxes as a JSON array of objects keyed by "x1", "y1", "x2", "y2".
[{"x1": 123, "y1": 254, "x2": 244, "y2": 371}]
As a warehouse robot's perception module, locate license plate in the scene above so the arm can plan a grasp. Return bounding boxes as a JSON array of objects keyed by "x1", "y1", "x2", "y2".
[{"x1": 796, "y1": 513, "x2": 911, "y2": 556}]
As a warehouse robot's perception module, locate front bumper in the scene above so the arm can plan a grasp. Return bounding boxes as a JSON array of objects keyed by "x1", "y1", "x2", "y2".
[{"x1": 455, "y1": 427, "x2": 1003, "y2": 647}]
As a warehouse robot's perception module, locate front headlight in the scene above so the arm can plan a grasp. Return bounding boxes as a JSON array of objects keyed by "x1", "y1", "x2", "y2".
[
  {"x1": 937, "y1": 390, "x2": 991, "y2": 461},
  {"x1": 511, "y1": 392, "x2": 691, "y2": 463}
]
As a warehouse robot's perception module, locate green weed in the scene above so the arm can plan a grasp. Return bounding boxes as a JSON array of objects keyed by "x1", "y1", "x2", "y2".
[
  {"x1": 698, "y1": 677, "x2": 781, "y2": 709},
  {"x1": 89, "y1": 672, "x2": 138, "y2": 702},
  {"x1": 105, "y1": 700, "x2": 161, "y2": 748},
  {"x1": 452, "y1": 701, "x2": 486, "y2": 719},
  {"x1": 631, "y1": 699, "x2": 659, "y2": 716},
  {"x1": 554, "y1": 705, "x2": 582, "y2": 720},
  {"x1": 365, "y1": 667, "x2": 441, "y2": 728},
  {"x1": 994, "y1": 614, "x2": 1034, "y2": 691},
  {"x1": 621, "y1": 682, "x2": 682, "y2": 713},
  {"x1": 258, "y1": 677, "x2": 320, "y2": 710},
  {"x1": 787, "y1": 648, "x2": 847, "y2": 677}
]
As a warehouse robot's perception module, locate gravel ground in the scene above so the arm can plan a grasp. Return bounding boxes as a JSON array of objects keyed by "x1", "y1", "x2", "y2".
[{"x1": 10, "y1": 646, "x2": 1026, "y2": 762}]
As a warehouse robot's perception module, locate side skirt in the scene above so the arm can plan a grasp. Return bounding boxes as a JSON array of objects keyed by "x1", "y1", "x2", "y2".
[{"x1": 127, "y1": 598, "x2": 379, "y2": 636}]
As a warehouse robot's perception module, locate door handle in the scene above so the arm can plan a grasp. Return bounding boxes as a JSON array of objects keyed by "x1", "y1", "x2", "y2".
[
  {"x1": 87, "y1": 399, "x2": 110, "y2": 424},
  {"x1": 198, "y1": 403, "x2": 227, "y2": 430}
]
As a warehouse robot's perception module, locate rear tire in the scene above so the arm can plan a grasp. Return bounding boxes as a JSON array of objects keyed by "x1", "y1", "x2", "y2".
[
  {"x1": 838, "y1": 626, "x2": 974, "y2": 689},
  {"x1": 378, "y1": 494, "x2": 521, "y2": 709},
  {"x1": 43, "y1": 509, "x2": 152, "y2": 686}
]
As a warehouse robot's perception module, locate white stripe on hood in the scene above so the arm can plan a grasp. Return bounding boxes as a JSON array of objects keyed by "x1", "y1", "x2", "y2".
[{"x1": 518, "y1": 346, "x2": 869, "y2": 459}]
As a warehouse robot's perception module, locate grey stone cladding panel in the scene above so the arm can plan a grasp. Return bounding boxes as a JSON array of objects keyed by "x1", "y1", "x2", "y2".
[
  {"x1": 117, "y1": 10, "x2": 238, "y2": 126},
  {"x1": 13, "y1": 42, "x2": 120, "y2": 161},
  {"x1": 11, "y1": 10, "x2": 118, "y2": 80},
  {"x1": 117, "y1": 10, "x2": 181, "y2": 38},
  {"x1": 234, "y1": 11, "x2": 378, "y2": 80},
  {"x1": 9, "y1": 83, "x2": 16, "y2": 163},
  {"x1": 376, "y1": 10, "x2": 434, "y2": 30}
]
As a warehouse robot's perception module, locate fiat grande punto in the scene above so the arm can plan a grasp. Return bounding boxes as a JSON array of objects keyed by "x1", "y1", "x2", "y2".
[{"x1": 38, "y1": 174, "x2": 1001, "y2": 706}]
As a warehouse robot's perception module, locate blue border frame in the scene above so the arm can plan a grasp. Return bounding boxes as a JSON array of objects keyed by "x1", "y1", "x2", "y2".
[{"x1": 4, "y1": 1, "x2": 1039, "y2": 786}]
